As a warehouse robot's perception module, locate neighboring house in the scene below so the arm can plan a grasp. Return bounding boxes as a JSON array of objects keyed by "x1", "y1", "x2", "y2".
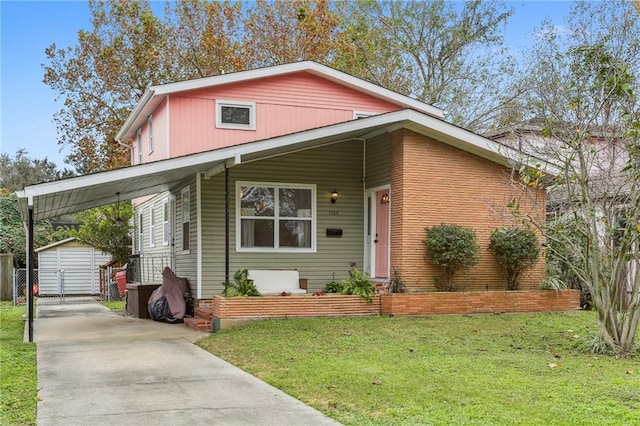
[
  {"x1": 487, "y1": 122, "x2": 636, "y2": 305},
  {"x1": 113, "y1": 61, "x2": 546, "y2": 298},
  {"x1": 18, "y1": 61, "x2": 546, "y2": 305},
  {"x1": 36, "y1": 238, "x2": 112, "y2": 296}
]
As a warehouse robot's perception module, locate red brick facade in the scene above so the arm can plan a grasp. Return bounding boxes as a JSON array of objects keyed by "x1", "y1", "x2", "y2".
[{"x1": 390, "y1": 129, "x2": 547, "y2": 292}]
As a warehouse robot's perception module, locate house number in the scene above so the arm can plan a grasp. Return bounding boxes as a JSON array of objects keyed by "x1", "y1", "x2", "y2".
[{"x1": 329, "y1": 210, "x2": 339, "y2": 216}]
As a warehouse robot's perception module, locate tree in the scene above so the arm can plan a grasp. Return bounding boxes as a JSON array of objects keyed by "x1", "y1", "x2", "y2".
[
  {"x1": 0, "y1": 149, "x2": 72, "y2": 192},
  {"x1": 54, "y1": 202, "x2": 133, "y2": 265},
  {"x1": 43, "y1": 0, "x2": 172, "y2": 173},
  {"x1": 0, "y1": 190, "x2": 53, "y2": 268},
  {"x1": 335, "y1": 0, "x2": 517, "y2": 132},
  {"x1": 243, "y1": 0, "x2": 343, "y2": 68},
  {"x1": 511, "y1": 0, "x2": 640, "y2": 356},
  {"x1": 163, "y1": 0, "x2": 244, "y2": 79}
]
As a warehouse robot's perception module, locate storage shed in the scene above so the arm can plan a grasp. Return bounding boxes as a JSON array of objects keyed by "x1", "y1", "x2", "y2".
[{"x1": 36, "y1": 238, "x2": 113, "y2": 296}]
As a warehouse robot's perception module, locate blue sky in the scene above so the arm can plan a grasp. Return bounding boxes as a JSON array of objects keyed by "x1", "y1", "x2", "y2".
[{"x1": 0, "y1": 0, "x2": 575, "y2": 169}]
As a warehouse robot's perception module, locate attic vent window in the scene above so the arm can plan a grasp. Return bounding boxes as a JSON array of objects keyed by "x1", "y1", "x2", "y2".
[{"x1": 216, "y1": 100, "x2": 256, "y2": 130}]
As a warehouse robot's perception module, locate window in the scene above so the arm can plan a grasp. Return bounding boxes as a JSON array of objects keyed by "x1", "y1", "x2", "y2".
[
  {"x1": 147, "y1": 115, "x2": 154, "y2": 153},
  {"x1": 237, "y1": 182, "x2": 315, "y2": 252},
  {"x1": 181, "y1": 187, "x2": 190, "y2": 252},
  {"x1": 162, "y1": 200, "x2": 170, "y2": 246},
  {"x1": 138, "y1": 212, "x2": 144, "y2": 253},
  {"x1": 136, "y1": 129, "x2": 142, "y2": 164},
  {"x1": 216, "y1": 100, "x2": 256, "y2": 130},
  {"x1": 149, "y1": 204, "x2": 156, "y2": 247}
]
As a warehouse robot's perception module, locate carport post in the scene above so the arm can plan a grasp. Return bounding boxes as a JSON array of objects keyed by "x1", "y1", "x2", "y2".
[
  {"x1": 27, "y1": 207, "x2": 34, "y2": 342},
  {"x1": 224, "y1": 165, "x2": 230, "y2": 283}
]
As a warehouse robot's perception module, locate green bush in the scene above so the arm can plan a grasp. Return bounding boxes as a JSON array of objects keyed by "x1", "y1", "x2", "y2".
[
  {"x1": 223, "y1": 269, "x2": 261, "y2": 297},
  {"x1": 424, "y1": 224, "x2": 480, "y2": 291},
  {"x1": 340, "y1": 269, "x2": 377, "y2": 302},
  {"x1": 324, "y1": 280, "x2": 344, "y2": 293},
  {"x1": 489, "y1": 227, "x2": 540, "y2": 290}
]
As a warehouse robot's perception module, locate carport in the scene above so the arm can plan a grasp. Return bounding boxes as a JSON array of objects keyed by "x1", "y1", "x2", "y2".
[{"x1": 17, "y1": 153, "x2": 223, "y2": 341}]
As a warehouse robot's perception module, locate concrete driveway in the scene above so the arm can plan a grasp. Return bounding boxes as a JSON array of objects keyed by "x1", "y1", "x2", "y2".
[{"x1": 34, "y1": 297, "x2": 340, "y2": 425}]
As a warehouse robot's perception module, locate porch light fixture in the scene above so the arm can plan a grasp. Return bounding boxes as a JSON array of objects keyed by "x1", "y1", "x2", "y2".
[
  {"x1": 331, "y1": 189, "x2": 338, "y2": 203},
  {"x1": 115, "y1": 192, "x2": 123, "y2": 227},
  {"x1": 380, "y1": 193, "x2": 390, "y2": 204}
]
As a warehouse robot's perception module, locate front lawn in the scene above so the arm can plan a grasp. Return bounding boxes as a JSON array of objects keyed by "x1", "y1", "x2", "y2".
[
  {"x1": 198, "y1": 312, "x2": 639, "y2": 425},
  {"x1": 0, "y1": 303, "x2": 37, "y2": 426}
]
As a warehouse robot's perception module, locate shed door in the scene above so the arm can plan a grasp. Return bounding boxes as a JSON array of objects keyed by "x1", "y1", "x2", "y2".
[
  {"x1": 38, "y1": 252, "x2": 59, "y2": 295},
  {"x1": 374, "y1": 189, "x2": 390, "y2": 278},
  {"x1": 58, "y1": 249, "x2": 95, "y2": 294}
]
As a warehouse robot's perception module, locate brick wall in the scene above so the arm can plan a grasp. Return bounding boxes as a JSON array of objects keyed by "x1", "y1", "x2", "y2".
[
  {"x1": 390, "y1": 129, "x2": 547, "y2": 292},
  {"x1": 212, "y1": 294, "x2": 381, "y2": 319},
  {"x1": 380, "y1": 290, "x2": 580, "y2": 316},
  {"x1": 207, "y1": 290, "x2": 580, "y2": 331}
]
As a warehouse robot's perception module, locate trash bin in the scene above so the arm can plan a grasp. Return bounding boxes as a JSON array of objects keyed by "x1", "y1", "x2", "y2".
[{"x1": 115, "y1": 271, "x2": 127, "y2": 297}]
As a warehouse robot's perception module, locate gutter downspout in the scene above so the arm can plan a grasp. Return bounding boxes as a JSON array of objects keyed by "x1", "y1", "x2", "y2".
[{"x1": 115, "y1": 136, "x2": 133, "y2": 164}]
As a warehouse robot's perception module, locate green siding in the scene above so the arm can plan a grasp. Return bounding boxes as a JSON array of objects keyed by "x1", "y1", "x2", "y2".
[
  {"x1": 174, "y1": 178, "x2": 198, "y2": 294},
  {"x1": 200, "y1": 140, "x2": 366, "y2": 297},
  {"x1": 365, "y1": 134, "x2": 391, "y2": 189}
]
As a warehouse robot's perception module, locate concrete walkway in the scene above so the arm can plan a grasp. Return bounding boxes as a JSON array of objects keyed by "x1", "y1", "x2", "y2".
[{"x1": 34, "y1": 297, "x2": 340, "y2": 425}]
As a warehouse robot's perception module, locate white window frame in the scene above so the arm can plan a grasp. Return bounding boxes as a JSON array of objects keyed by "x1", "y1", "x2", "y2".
[
  {"x1": 181, "y1": 187, "x2": 190, "y2": 254},
  {"x1": 215, "y1": 100, "x2": 256, "y2": 130},
  {"x1": 149, "y1": 204, "x2": 156, "y2": 248},
  {"x1": 138, "y1": 211, "x2": 144, "y2": 253},
  {"x1": 147, "y1": 115, "x2": 154, "y2": 154},
  {"x1": 136, "y1": 129, "x2": 142, "y2": 164},
  {"x1": 236, "y1": 181, "x2": 316, "y2": 253},
  {"x1": 162, "y1": 200, "x2": 170, "y2": 246}
]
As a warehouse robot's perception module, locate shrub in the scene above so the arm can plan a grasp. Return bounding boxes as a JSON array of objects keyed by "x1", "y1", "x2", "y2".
[
  {"x1": 324, "y1": 280, "x2": 344, "y2": 293},
  {"x1": 222, "y1": 269, "x2": 261, "y2": 297},
  {"x1": 489, "y1": 227, "x2": 540, "y2": 290},
  {"x1": 424, "y1": 224, "x2": 480, "y2": 291},
  {"x1": 340, "y1": 268, "x2": 377, "y2": 302}
]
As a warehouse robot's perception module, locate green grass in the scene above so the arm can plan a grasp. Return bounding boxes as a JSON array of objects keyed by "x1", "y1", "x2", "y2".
[
  {"x1": 0, "y1": 303, "x2": 37, "y2": 426},
  {"x1": 198, "y1": 312, "x2": 640, "y2": 425},
  {"x1": 100, "y1": 300, "x2": 125, "y2": 310}
]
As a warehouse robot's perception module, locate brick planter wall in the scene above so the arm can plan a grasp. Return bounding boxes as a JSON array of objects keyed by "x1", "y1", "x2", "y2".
[
  {"x1": 207, "y1": 290, "x2": 580, "y2": 332},
  {"x1": 380, "y1": 290, "x2": 581, "y2": 316},
  {"x1": 212, "y1": 294, "x2": 381, "y2": 331}
]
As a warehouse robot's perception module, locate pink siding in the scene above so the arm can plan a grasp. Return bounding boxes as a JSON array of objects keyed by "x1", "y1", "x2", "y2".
[
  {"x1": 147, "y1": 98, "x2": 169, "y2": 162},
  {"x1": 168, "y1": 71, "x2": 401, "y2": 157},
  {"x1": 133, "y1": 97, "x2": 170, "y2": 164}
]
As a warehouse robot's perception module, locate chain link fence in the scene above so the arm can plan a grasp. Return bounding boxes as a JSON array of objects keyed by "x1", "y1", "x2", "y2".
[{"x1": 12, "y1": 268, "x2": 38, "y2": 306}]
